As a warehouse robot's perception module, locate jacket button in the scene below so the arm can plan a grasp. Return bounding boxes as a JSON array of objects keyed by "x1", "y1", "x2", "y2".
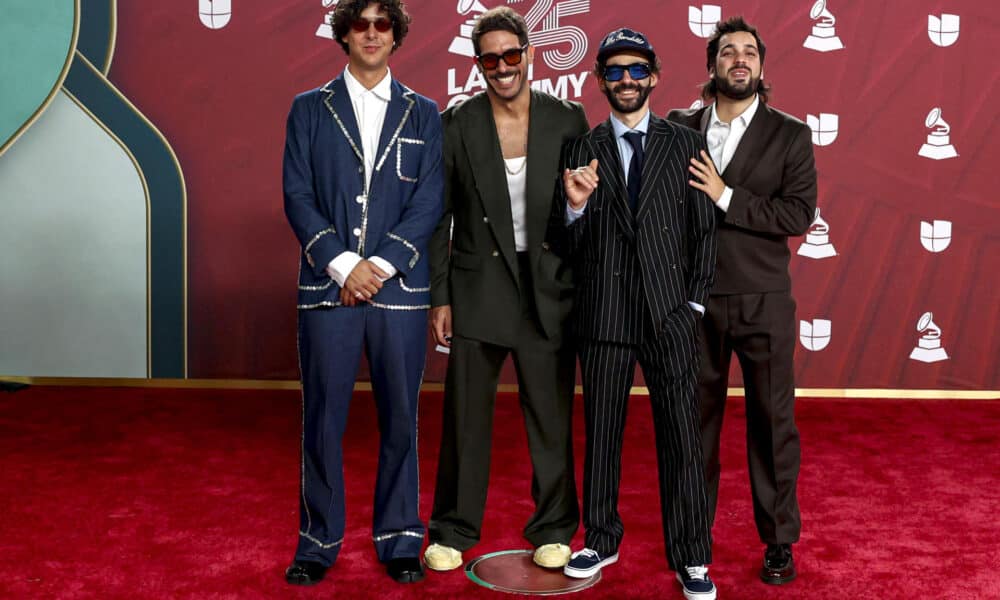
[
  {"x1": 662, "y1": 226, "x2": 670, "y2": 232},
  {"x1": 353, "y1": 227, "x2": 361, "y2": 236},
  {"x1": 541, "y1": 242, "x2": 550, "y2": 250},
  {"x1": 483, "y1": 217, "x2": 489, "y2": 223},
  {"x1": 491, "y1": 250, "x2": 499, "y2": 257},
  {"x1": 670, "y1": 264, "x2": 678, "y2": 269},
  {"x1": 613, "y1": 271, "x2": 621, "y2": 277}
]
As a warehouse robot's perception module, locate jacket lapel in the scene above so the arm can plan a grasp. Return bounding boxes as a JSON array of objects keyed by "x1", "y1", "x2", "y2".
[
  {"x1": 720, "y1": 101, "x2": 772, "y2": 185},
  {"x1": 634, "y1": 114, "x2": 675, "y2": 222},
  {"x1": 320, "y1": 76, "x2": 364, "y2": 165},
  {"x1": 591, "y1": 120, "x2": 634, "y2": 238},
  {"x1": 371, "y1": 79, "x2": 416, "y2": 182},
  {"x1": 462, "y1": 94, "x2": 518, "y2": 272},
  {"x1": 524, "y1": 92, "x2": 560, "y2": 253}
]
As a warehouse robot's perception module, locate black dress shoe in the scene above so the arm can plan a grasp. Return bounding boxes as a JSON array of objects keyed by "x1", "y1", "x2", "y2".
[
  {"x1": 386, "y1": 556, "x2": 425, "y2": 584},
  {"x1": 285, "y1": 560, "x2": 328, "y2": 586},
  {"x1": 760, "y1": 544, "x2": 796, "y2": 585}
]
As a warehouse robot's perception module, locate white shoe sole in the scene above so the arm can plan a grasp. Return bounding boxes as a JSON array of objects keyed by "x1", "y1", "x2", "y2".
[
  {"x1": 675, "y1": 572, "x2": 717, "y2": 600},
  {"x1": 563, "y1": 553, "x2": 618, "y2": 579}
]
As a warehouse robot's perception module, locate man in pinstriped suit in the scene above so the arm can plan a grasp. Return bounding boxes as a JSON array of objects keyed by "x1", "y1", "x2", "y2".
[{"x1": 551, "y1": 28, "x2": 718, "y2": 600}]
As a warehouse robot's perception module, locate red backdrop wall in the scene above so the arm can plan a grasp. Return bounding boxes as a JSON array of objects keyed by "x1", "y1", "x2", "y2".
[{"x1": 108, "y1": 1, "x2": 999, "y2": 388}]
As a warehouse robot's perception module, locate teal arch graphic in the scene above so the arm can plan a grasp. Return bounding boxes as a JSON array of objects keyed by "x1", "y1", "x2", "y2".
[
  {"x1": 0, "y1": 1, "x2": 78, "y2": 157},
  {"x1": 62, "y1": 0, "x2": 188, "y2": 377},
  {"x1": 1, "y1": 0, "x2": 187, "y2": 378}
]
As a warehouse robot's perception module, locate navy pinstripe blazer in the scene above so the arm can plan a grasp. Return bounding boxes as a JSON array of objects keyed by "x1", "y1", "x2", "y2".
[{"x1": 551, "y1": 114, "x2": 717, "y2": 345}]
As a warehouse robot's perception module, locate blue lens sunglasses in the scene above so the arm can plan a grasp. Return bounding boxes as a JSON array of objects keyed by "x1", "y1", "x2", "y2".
[{"x1": 603, "y1": 62, "x2": 652, "y2": 82}]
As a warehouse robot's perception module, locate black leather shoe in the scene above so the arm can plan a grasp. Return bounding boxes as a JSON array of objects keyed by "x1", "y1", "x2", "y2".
[
  {"x1": 285, "y1": 560, "x2": 327, "y2": 586},
  {"x1": 387, "y1": 556, "x2": 425, "y2": 584},
  {"x1": 760, "y1": 544, "x2": 796, "y2": 585}
]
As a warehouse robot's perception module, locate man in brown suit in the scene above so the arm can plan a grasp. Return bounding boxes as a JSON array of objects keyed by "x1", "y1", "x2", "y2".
[{"x1": 667, "y1": 16, "x2": 817, "y2": 585}]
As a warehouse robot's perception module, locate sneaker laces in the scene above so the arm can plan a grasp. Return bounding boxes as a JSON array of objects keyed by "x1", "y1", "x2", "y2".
[
  {"x1": 684, "y1": 565, "x2": 708, "y2": 581},
  {"x1": 575, "y1": 548, "x2": 599, "y2": 560}
]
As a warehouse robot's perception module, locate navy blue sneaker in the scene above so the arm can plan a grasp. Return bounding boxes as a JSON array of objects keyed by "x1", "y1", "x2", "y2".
[
  {"x1": 676, "y1": 565, "x2": 716, "y2": 600},
  {"x1": 563, "y1": 548, "x2": 619, "y2": 579}
]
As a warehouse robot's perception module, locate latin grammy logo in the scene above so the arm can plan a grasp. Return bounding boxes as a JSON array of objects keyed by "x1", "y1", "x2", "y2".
[
  {"x1": 688, "y1": 5, "x2": 722, "y2": 38},
  {"x1": 315, "y1": 0, "x2": 339, "y2": 40},
  {"x1": 920, "y1": 220, "x2": 952, "y2": 253},
  {"x1": 799, "y1": 319, "x2": 832, "y2": 351},
  {"x1": 803, "y1": 0, "x2": 844, "y2": 52},
  {"x1": 918, "y1": 108, "x2": 959, "y2": 160},
  {"x1": 928, "y1": 14, "x2": 960, "y2": 47},
  {"x1": 909, "y1": 312, "x2": 949, "y2": 363},
  {"x1": 797, "y1": 207, "x2": 837, "y2": 259},
  {"x1": 199, "y1": 0, "x2": 231, "y2": 30},
  {"x1": 807, "y1": 112, "x2": 839, "y2": 146},
  {"x1": 448, "y1": 0, "x2": 488, "y2": 57}
]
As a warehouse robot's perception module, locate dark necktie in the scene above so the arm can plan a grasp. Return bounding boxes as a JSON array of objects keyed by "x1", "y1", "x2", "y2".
[{"x1": 623, "y1": 130, "x2": 645, "y2": 214}]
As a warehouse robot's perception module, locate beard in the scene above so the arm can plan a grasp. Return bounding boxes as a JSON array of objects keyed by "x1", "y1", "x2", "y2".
[
  {"x1": 714, "y1": 70, "x2": 759, "y2": 101},
  {"x1": 603, "y1": 80, "x2": 654, "y2": 114}
]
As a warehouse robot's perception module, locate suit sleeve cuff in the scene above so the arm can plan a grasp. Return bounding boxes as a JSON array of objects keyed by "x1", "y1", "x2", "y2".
[
  {"x1": 327, "y1": 252, "x2": 362, "y2": 287},
  {"x1": 565, "y1": 202, "x2": 587, "y2": 225},
  {"x1": 369, "y1": 256, "x2": 397, "y2": 281},
  {"x1": 715, "y1": 186, "x2": 733, "y2": 212}
]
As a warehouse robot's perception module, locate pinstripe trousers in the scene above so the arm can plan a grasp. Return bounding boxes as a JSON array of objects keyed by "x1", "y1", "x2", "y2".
[{"x1": 578, "y1": 306, "x2": 713, "y2": 570}]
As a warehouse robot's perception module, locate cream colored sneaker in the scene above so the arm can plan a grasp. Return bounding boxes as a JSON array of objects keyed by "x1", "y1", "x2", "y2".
[
  {"x1": 533, "y1": 543, "x2": 572, "y2": 568},
  {"x1": 424, "y1": 543, "x2": 463, "y2": 571}
]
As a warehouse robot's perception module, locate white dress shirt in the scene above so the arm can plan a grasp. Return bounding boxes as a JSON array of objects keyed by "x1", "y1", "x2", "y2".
[
  {"x1": 706, "y1": 94, "x2": 759, "y2": 213},
  {"x1": 326, "y1": 67, "x2": 397, "y2": 286}
]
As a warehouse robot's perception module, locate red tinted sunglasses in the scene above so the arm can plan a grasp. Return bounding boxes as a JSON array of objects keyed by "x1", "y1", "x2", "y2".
[
  {"x1": 475, "y1": 45, "x2": 528, "y2": 70},
  {"x1": 351, "y1": 17, "x2": 393, "y2": 33}
]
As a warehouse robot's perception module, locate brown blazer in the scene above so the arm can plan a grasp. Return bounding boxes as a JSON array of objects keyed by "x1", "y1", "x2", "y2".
[{"x1": 666, "y1": 102, "x2": 817, "y2": 294}]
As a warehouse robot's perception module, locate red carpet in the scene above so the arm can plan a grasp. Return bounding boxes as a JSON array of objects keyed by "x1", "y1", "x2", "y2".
[{"x1": 1, "y1": 387, "x2": 998, "y2": 599}]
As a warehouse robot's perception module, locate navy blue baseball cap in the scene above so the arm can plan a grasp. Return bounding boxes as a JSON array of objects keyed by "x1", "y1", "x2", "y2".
[{"x1": 596, "y1": 28, "x2": 656, "y2": 64}]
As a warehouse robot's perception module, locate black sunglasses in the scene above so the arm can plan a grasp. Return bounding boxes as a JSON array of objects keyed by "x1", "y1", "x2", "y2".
[
  {"x1": 350, "y1": 17, "x2": 393, "y2": 33},
  {"x1": 475, "y1": 45, "x2": 528, "y2": 70},
  {"x1": 603, "y1": 62, "x2": 652, "y2": 82}
]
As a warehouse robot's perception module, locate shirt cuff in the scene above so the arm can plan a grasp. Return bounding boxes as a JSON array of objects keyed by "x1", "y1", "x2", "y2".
[
  {"x1": 715, "y1": 186, "x2": 733, "y2": 212},
  {"x1": 327, "y1": 252, "x2": 363, "y2": 287},
  {"x1": 687, "y1": 301, "x2": 705, "y2": 316},
  {"x1": 565, "y1": 202, "x2": 587, "y2": 225},
  {"x1": 368, "y1": 256, "x2": 397, "y2": 281}
]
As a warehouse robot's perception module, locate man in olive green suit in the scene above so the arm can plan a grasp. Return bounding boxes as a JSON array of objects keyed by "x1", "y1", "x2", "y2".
[{"x1": 425, "y1": 7, "x2": 589, "y2": 572}]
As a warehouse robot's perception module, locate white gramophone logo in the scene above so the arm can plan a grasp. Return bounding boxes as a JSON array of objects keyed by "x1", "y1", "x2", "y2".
[
  {"x1": 928, "y1": 14, "x2": 960, "y2": 47},
  {"x1": 797, "y1": 207, "x2": 837, "y2": 259},
  {"x1": 800, "y1": 318, "x2": 832, "y2": 351},
  {"x1": 316, "y1": 0, "x2": 339, "y2": 39},
  {"x1": 909, "y1": 312, "x2": 949, "y2": 363},
  {"x1": 920, "y1": 220, "x2": 952, "y2": 253},
  {"x1": 918, "y1": 108, "x2": 958, "y2": 160},
  {"x1": 447, "y1": 0, "x2": 591, "y2": 70},
  {"x1": 689, "y1": 5, "x2": 722, "y2": 38},
  {"x1": 199, "y1": 0, "x2": 231, "y2": 29},
  {"x1": 689, "y1": 98, "x2": 705, "y2": 110},
  {"x1": 807, "y1": 113, "x2": 839, "y2": 146},
  {"x1": 803, "y1": 0, "x2": 844, "y2": 52},
  {"x1": 448, "y1": 0, "x2": 487, "y2": 56}
]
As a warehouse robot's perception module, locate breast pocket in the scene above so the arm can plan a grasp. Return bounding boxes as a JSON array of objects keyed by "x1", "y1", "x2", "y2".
[{"x1": 396, "y1": 137, "x2": 424, "y2": 183}]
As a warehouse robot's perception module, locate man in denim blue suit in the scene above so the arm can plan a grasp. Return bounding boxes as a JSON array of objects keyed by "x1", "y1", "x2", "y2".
[{"x1": 281, "y1": 0, "x2": 442, "y2": 587}]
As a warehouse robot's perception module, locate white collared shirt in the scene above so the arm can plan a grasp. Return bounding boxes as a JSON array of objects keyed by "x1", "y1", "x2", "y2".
[
  {"x1": 327, "y1": 67, "x2": 397, "y2": 286},
  {"x1": 706, "y1": 94, "x2": 759, "y2": 212},
  {"x1": 343, "y1": 66, "x2": 392, "y2": 189}
]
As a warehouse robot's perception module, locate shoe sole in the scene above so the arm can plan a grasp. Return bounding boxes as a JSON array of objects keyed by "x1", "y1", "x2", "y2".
[
  {"x1": 391, "y1": 571, "x2": 426, "y2": 584},
  {"x1": 760, "y1": 570, "x2": 797, "y2": 585},
  {"x1": 563, "y1": 554, "x2": 618, "y2": 579},
  {"x1": 533, "y1": 551, "x2": 571, "y2": 569},
  {"x1": 675, "y1": 573, "x2": 716, "y2": 600}
]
